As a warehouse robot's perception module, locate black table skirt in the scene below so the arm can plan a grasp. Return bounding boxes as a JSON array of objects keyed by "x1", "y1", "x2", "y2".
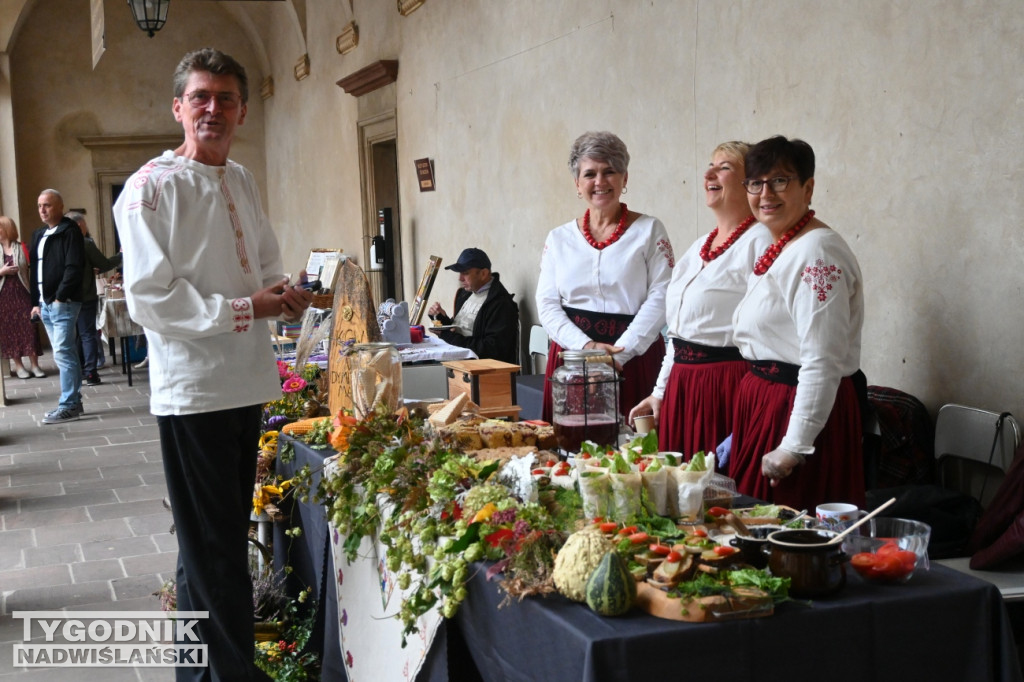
[
  {"x1": 274, "y1": 436, "x2": 346, "y2": 682},
  {"x1": 280, "y1": 437, "x2": 1022, "y2": 682}
]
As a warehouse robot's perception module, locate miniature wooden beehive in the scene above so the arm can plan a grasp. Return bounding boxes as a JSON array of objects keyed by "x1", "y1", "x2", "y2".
[{"x1": 442, "y1": 359, "x2": 521, "y2": 420}]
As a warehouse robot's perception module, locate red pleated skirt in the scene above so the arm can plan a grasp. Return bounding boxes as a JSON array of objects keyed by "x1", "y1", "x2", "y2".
[
  {"x1": 727, "y1": 372, "x2": 865, "y2": 510},
  {"x1": 659, "y1": 359, "x2": 749, "y2": 465},
  {"x1": 542, "y1": 336, "x2": 666, "y2": 423}
]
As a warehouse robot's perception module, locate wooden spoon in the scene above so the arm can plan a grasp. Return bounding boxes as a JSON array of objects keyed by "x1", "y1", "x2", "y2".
[{"x1": 826, "y1": 496, "x2": 897, "y2": 545}]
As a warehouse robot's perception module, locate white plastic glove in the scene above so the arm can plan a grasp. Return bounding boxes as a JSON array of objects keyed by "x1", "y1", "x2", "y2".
[
  {"x1": 715, "y1": 433, "x2": 733, "y2": 468},
  {"x1": 761, "y1": 448, "x2": 806, "y2": 487}
]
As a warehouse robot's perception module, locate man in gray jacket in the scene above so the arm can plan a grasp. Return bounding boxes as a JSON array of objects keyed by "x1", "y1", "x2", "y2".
[{"x1": 67, "y1": 211, "x2": 121, "y2": 386}]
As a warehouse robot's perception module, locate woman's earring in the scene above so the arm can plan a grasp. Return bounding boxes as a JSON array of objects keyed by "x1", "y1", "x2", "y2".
[
  {"x1": 622, "y1": 186, "x2": 628, "y2": 195},
  {"x1": 577, "y1": 191, "x2": 582, "y2": 198}
]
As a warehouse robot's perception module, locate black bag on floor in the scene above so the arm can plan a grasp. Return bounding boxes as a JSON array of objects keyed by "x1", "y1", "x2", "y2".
[{"x1": 865, "y1": 485, "x2": 982, "y2": 560}]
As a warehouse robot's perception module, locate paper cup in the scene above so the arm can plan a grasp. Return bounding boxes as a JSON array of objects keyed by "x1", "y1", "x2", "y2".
[{"x1": 632, "y1": 415, "x2": 655, "y2": 435}]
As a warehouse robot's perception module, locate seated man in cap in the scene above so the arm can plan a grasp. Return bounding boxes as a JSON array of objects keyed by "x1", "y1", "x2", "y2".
[{"x1": 428, "y1": 247, "x2": 519, "y2": 364}]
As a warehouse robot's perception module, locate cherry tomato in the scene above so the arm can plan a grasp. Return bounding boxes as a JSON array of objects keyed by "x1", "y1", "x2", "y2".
[
  {"x1": 628, "y1": 531, "x2": 650, "y2": 544},
  {"x1": 871, "y1": 554, "x2": 907, "y2": 579},
  {"x1": 876, "y1": 541, "x2": 901, "y2": 556},
  {"x1": 592, "y1": 516, "x2": 604, "y2": 523},
  {"x1": 713, "y1": 545, "x2": 737, "y2": 556},
  {"x1": 531, "y1": 469, "x2": 547, "y2": 475},
  {"x1": 894, "y1": 550, "x2": 918, "y2": 572},
  {"x1": 617, "y1": 525, "x2": 639, "y2": 536},
  {"x1": 649, "y1": 543, "x2": 671, "y2": 556},
  {"x1": 581, "y1": 453, "x2": 592, "y2": 459},
  {"x1": 638, "y1": 461, "x2": 648, "y2": 472},
  {"x1": 599, "y1": 522, "x2": 619, "y2": 534},
  {"x1": 850, "y1": 553, "x2": 878, "y2": 570},
  {"x1": 693, "y1": 529, "x2": 708, "y2": 538},
  {"x1": 554, "y1": 469, "x2": 569, "y2": 476},
  {"x1": 665, "y1": 551, "x2": 683, "y2": 563},
  {"x1": 707, "y1": 506, "x2": 730, "y2": 518}
]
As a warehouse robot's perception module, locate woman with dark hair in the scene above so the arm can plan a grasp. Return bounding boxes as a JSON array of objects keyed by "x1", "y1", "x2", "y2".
[
  {"x1": 536, "y1": 131, "x2": 674, "y2": 423},
  {"x1": 629, "y1": 141, "x2": 770, "y2": 461},
  {"x1": 728, "y1": 135, "x2": 866, "y2": 510}
]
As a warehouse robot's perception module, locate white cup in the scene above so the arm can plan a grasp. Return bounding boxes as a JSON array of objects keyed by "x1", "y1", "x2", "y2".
[
  {"x1": 816, "y1": 502, "x2": 861, "y2": 531},
  {"x1": 632, "y1": 415, "x2": 655, "y2": 436}
]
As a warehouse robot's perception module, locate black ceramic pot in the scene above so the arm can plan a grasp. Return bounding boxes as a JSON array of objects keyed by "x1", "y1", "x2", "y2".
[
  {"x1": 729, "y1": 525, "x2": 776, "y2": 569},
  {"x1": 764, "y1": 529, "x2": 846, "y2": 597}
]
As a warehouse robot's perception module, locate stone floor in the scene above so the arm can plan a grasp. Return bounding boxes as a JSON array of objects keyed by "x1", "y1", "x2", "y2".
[{"x1": 0, "y1": 356, "x2": 175, "y2": 681}]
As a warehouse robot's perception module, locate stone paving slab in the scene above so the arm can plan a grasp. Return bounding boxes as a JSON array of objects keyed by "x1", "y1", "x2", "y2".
[
  {"x1": 80, "y1": 537, "x2": 158, "y2": 563},
  {"x1": 69, "y1": 559, "x2": 125, "y2": 584},
  {"x1": 2, "y1": 508, "x2": 91, "y2": 531},
  {"x1": 22, "y1": 544, "x2": 81, "y2": 570},
  {"x1": 35, "y1": 519, "x2": 132, "y2": 548}
]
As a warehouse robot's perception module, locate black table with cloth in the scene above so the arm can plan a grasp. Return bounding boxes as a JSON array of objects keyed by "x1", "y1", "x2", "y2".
[
  {"x1": 272, "y1": 435, "x2": 346, "y2": 681},
  {"x1": 278, "y1": 436, "x2": 1022, "y2": 682}
]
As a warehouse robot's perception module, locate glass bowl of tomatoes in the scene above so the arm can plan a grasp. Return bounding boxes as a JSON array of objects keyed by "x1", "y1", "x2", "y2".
[{"x1": 843, "y1": 517, "x2": 931, "y2": 584}]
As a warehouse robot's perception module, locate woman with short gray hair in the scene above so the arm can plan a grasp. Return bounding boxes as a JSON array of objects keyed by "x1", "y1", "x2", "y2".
[{"x1": 536, "y1": 131, "x2": 674, "y2": 423}]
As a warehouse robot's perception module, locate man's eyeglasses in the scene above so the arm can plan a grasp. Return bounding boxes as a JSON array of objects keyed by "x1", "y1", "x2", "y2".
[
  {"x1": 182, "y1": 91, "x2": 242, "y2": 110},
  {"x1": 743, "y1": 176, "x2": 795, "y2": 195}
]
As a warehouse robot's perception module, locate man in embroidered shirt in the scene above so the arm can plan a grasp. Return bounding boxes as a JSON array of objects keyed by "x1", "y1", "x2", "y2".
[
  {"x1": 30, "y1": 189, "x2": 85, "y2": 424},
  {"x1": 113, "y1": 48, "x2": 311, "y2": 681},
  {"x1": 428, "y1": 247, "x2": 519, "y2": 364}
]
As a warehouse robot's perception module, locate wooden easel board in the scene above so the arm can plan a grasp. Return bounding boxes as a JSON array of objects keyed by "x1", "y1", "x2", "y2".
[{"x1": 328, "y1": 259, "x2": 383, "y2": 416}]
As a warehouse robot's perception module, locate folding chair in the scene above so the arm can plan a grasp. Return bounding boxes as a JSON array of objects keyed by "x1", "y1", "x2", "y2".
[
  {"x1": 934, "y1": 404, "x2": 1021, "y2": 509},
  {"x1": 528, "y1": 325, "x2": 549, "y2": 375}
]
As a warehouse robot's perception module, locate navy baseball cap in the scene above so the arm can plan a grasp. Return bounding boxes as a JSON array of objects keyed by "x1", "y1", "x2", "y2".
[{"x1": 445, "y1": 248, "x2": 491, "y2": 272}]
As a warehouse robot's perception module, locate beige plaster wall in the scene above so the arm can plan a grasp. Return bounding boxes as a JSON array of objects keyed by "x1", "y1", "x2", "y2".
[
  {"x1": 5, "y1": 0, "x2": 1023, "y2": 421},
  {"x1": 8, "y1": 0, "x2": 267, "y2": 248}
]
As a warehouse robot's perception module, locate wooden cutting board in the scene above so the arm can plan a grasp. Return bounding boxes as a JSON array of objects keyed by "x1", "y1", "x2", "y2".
[{"x1": 635, "y1": 581, "x2": 774, "y2": 622}]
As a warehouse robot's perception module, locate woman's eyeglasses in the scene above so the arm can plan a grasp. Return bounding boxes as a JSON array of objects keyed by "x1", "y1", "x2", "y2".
[{"x1": 743, "y1": 176, "x2": 795, "y2": 195}]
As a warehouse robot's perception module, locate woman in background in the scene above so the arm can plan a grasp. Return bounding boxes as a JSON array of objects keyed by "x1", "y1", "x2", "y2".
[
  {"x1": 0, "y1": 216, "x2": 45, "y2": 378},
  {"x1": 729, "y1": 136, "x2": 865, "y2": 510},
  {"x1": 629, "y1": 141, "x2": 770, "y2": 461},
  {"x1": 537, "y1": 131, "x2": 674, "y2": 423}
]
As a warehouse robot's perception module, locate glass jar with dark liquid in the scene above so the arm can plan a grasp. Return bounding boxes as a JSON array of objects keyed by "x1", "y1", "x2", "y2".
[{"x1": 550, "y1": 350, "x2": 621, "y2": 453}]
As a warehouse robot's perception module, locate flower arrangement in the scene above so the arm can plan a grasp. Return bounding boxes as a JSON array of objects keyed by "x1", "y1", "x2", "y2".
[
  {"x1": 316, "y1": 404, "x2": 571, "y2": 645},
  {"x1": 264, "y1": 361, "x2": 326, "y2": 430}
]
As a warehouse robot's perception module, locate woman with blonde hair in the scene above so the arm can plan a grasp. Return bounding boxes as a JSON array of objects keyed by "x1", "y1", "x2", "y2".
[
  {"x1": 0, "y1": 215, "x2": 45, "y2": 378},
  {"x1": 629, "y1": 141, "x2": 770, "y2": 462}
]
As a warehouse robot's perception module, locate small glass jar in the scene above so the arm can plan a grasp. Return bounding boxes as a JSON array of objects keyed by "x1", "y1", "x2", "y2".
[
  {"x1": 550, "y1": 349, "x2": 621, "y2": 453},
  {"x1": 348, "y1": 342, "x2": 403, "y2": 419}
]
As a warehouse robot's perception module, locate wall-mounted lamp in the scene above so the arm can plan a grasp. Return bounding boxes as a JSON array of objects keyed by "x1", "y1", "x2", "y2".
[{"x1": 128, "y1": 0, "x2": 170, "y2": 38}]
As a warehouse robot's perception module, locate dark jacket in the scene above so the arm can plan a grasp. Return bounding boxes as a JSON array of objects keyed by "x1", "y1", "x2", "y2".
[
  {"x1": 81, "y1": 237, "x2": 123, "y2": 302},
  {"x1": 437, "y1": 272, "x2": 519, "y2": 365},
  {"x1": 29, "y1": 217, "x2": 84, "y2": 305}
]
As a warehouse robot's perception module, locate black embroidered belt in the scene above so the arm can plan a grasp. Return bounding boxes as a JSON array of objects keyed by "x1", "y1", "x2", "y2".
[
  {"x1": 672, "y1": 338, "x2": 743, "y2": 364},
  {"x1": 562, "y1": 306, "x2": 634, "y2": 345},
  {"x1": 750, "y1": 360, "x2": 800, "y2": 387}
]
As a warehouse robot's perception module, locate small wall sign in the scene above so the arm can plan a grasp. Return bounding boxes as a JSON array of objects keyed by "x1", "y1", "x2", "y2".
[{"x1": 414, "y1": 158, "x2": 435, "y2": 192}]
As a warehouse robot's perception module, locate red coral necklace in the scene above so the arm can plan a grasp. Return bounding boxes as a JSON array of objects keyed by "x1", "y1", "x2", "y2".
[
  {"x1": 582, "y1": 203, "x2": 629, "y2": 250},
  {"x1": 753, "y1": 210, "x2": 815, "y2": 276},
  {"x1": 700, "y1": 215, "x2": 757, "y2": 263}
]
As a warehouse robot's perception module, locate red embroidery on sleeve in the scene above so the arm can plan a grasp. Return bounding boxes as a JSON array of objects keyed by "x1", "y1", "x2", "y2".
[
  {"x1": 657, "y1": 238, "x2": 675, "y2": 268},
  {"x1": 231, "y1": 297, "x2": 253, "y2": 332},
  {"x1": 802, "y1": 259, "x2": 843, "y2": 302}
]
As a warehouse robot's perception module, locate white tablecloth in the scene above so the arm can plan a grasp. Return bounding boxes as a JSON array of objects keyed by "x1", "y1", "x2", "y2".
[{"x1": 398, "y1": 336, "x2": 476, "y2": 364}]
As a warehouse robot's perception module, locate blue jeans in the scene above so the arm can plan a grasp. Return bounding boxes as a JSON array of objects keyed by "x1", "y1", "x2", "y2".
[
  {"x1": 76, "y1": 299, "x2": 100, "y2": 375},
  {"x1": 40, "y1": 300, "x2": 82, "y2": 410}
]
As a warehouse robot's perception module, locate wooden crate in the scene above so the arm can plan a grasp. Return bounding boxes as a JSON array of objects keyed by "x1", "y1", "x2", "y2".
[{"x1": 442, "y1": 359, "x2": 521, "y2": 413}]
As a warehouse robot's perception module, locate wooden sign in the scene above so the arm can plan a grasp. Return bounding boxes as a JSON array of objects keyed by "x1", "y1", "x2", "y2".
[
  {"x1": 414, "y1": 158, "x2": 435, "y2": 192},
  {"x1": 328, "y1": 259, "x2": 383, "y2": 417}
]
